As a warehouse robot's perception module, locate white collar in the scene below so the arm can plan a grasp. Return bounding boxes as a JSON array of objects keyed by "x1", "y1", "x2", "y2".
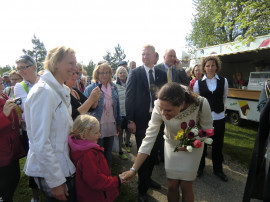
[
  {"x1": 202, "y1": 74, "x2": 220, "y2": 81},
  {"x1": 144, "y1": 65, "x2": 154, "y2": 73}
]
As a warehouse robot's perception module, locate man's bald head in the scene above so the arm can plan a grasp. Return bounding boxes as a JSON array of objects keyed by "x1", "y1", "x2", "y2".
[{"x1": 164, "y1": 49, "x2": 176, "y2": 67}]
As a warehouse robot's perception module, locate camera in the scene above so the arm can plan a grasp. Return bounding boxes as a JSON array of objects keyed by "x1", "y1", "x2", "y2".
[{"x1": 14, "y1": 97, "x2": 22, "y2": 105}]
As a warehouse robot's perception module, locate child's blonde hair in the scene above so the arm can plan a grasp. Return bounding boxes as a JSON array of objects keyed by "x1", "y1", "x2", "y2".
[{"x1": 71, "y1": 114, "x2": 99, "y2": 139}]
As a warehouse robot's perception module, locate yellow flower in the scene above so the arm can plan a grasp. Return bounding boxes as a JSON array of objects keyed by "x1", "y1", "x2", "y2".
[{"x1": 175, "y1": 130, "x2": 184, "y2": 140}]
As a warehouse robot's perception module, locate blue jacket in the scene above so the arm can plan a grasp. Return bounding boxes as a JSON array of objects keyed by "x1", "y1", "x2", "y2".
[{"x1": 84, "y1": 82, "x2": 121, "y2": 125}]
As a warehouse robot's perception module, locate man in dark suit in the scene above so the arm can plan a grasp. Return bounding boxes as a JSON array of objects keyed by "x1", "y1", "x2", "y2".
[
  {"x1": 155, "y1": 49, "x2": 189, "y2": 85},
  {"x1": 126, "y1": 45, "x2": 167, "y2": 202}
]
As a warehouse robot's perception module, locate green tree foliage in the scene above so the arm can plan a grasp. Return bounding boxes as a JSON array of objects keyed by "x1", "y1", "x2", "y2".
[
  {"x1": 23, "y1": 35, "x2": 47, "y2": 71},
  {"x1": 103, "y1": 44, "x2": 127, "y2": 70},
  {"x1": 83, "y1": 60, "x2": 96, "y2": 77},
  {"x1": 0, "y1": 65, "x2": 12, "y2": 76},
  {"x1": 186, "y1": 0, "x2": 270, "y2": 48}
]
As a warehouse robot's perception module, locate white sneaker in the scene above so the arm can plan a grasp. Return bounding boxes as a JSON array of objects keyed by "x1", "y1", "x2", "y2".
[{"x1": 30, "y1": 198, "x2": 40, "y2": 202}]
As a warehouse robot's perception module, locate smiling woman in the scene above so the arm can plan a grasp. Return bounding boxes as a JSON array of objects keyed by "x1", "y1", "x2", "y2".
[
  {"x1": 121, "y1": 83, "x2": 213, "y2": 202},
  {"x1": 24, "y1": 46, "x2": 78, "y2": 202}
]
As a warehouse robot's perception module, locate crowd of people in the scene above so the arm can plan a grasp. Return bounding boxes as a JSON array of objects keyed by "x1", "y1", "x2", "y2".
[{"x1": 0, "y1": 44, "x2": 268, "y2": 202}]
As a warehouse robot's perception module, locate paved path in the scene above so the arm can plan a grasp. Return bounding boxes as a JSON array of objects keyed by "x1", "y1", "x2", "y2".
[{"x1": 113, "y1": 135, "x2": 261, "y2": 202}]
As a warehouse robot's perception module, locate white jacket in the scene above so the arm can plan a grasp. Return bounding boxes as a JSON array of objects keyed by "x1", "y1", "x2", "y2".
[{"x1": 24, "y1": 71, "x2": 75, "y2": 188}]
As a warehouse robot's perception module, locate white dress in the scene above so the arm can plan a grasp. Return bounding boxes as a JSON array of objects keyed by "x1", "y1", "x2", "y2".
[{"x1": 139, "y1": 96, "x2": 213, "y2": 181}]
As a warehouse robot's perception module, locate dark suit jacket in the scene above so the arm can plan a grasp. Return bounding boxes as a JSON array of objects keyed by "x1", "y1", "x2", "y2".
[
  {"x1": 155, "y1": 63, "x2": 189, "y2": 86},
  {"x1": 125, "y1": 66, "x2": 167, "y2": 128}
]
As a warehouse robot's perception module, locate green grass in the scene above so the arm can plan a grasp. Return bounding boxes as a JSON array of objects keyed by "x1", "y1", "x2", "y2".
[{"x1": 223, "y1": 120, "x2": 258, "y2": 168}]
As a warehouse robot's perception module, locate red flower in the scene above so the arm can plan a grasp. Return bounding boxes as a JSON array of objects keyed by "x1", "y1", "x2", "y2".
[
  {"x1": 198, "y1": 129, "x2": 207, "y2": 138},
  {"x1": 186, "y1": 132, "x2": 194, "y2": 139},
  {"x1": 193, "y1": 140, "x2": 202, "y2": 148},
  {"x1": 181, "y1": 122, "x2": 187, "y2": 130},
  {"x1": 205, "y1": 129, "x2": 214, "y2": 137},
  {"x1": 188, "y1": 120, "x2": 195, "y2": 127}
]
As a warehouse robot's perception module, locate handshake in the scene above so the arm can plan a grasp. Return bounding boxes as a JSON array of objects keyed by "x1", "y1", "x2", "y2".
[{"x1": 118, "y1": 168, "x2": 137, "y2": 184}]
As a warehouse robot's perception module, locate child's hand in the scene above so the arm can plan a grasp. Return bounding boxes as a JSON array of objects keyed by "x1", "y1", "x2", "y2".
[{"x1": 120, "y1": 170, "x2": 136, "y2": 184}]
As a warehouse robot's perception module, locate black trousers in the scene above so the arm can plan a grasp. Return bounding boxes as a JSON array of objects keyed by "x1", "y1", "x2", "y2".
[
  {"x1": 0, "y1": 160, "x2": 20, "y2": 202},
  {"x1": 135, "y1": 114, "x2": 160, "y2": 195},
  {"x1": 198, "y1": 118, "x2": 226, "y2": 173},
  {"x1": 21, "y1": 130, "x2": 39, "y2": 189}
]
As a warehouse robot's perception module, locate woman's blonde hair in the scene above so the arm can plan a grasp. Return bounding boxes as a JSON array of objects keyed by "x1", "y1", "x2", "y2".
[
  {"x1": 115, "y1": 66, "x2": 128, "y2": 78},
  {"x1": 92, "y1": 63, "x2": 113, "y2": 83},
  {"x1": 71, "y1": 114, "x2": 99, "y2": 139},
  {"x1": 44, "y1": 46, "x2": 75, "y2": 74},
  {"x1": 9, "y1": 70, "x2": 23, "y2": 80}
]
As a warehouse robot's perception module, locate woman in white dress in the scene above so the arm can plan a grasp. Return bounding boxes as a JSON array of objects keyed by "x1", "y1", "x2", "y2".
[{"x1": 121, "y1": 82, "x2": 213, "y2": 202}]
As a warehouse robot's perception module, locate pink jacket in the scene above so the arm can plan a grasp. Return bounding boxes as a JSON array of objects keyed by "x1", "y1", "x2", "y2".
[{"x1": 68, "y1": 136, "x2": 120, "y2": 202}]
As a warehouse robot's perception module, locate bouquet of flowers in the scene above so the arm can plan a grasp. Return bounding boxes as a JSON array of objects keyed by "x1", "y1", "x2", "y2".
[{"x1": 174, "y1": 120, "x2": 214, "y2": 152}]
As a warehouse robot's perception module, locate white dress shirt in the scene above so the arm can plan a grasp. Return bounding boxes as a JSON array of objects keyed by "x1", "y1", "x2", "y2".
[
  {"x1": 144, "y1": 65, "x2": 155, "y2": 112},
  {"x1": 193, "y1": 74, "x2": 228, "y2": 120}
]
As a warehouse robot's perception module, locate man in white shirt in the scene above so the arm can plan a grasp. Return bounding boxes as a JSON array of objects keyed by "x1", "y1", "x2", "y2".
[{"x1": 14, "y1": 55, "x2": 40, "y2": 202}]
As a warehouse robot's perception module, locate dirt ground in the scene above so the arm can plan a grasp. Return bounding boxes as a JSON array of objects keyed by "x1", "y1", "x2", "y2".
[{"x1": 113, "y1": 135, "x2": 261, "y2": 202}]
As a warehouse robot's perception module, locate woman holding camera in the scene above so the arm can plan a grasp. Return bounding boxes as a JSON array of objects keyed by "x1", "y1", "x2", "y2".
[
  {"x1": 65, "y1": 66, "x2": 101, "y2": 120},
  {"x1": 0, "y1": 77, "x2": 25, "y2": 201}
]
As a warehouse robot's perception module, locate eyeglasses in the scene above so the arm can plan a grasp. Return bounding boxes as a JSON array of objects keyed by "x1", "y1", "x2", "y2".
[
  {"x1": 11, "y1": 78, "x2": 22, "y2": 81},
  {"x1": 98, "y1": 72, "x2": 110, "y2": 75},
  {"x1": 17, "y1": 65, "x2": 33, "y2": 72}
]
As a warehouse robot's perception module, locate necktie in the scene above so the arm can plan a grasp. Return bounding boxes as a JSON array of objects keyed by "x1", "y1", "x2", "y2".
[
  {"x1": 149, "y1": 69, "x2": 155, "y2": 108},
  {"x1": 167, "y1": 67, "x2": 172, "y2": 83}
]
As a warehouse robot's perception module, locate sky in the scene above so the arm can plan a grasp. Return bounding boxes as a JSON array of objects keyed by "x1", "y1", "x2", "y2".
[{"x1": 0, "y1": 0, "x2": 195, "y2": 67}]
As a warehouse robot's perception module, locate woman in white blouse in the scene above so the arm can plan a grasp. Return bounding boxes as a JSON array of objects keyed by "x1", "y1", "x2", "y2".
[{"x1": 193, "y1": 56, "x2": 229, "y2": 182}]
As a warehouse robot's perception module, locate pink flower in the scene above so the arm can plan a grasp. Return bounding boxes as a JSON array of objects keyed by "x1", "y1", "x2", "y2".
[
  {"x1": 188, "y1": 120, "x2": 195, "y2": 127},
  {"x1": 198, "y1": 129, "x2": 207, "y2": 138},
  {"x1": 205, "y1": 129, "x2": 214, "y2": 137},
  {"x1": 186, "y1": 132, "x2": 194, "y2": 139},
  {"x1": 181, "y1": 122, "x2": 187, "y2": 130},
  {"x1": 193, "y1": 140, "x2": 202, "y2": 148}
]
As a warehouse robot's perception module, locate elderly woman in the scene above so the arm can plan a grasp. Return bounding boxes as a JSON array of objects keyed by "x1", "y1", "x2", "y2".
[
  {"x1": 0, "y1": 77, "x2": 25, "y2": 201},
  {"x1": 114, "y1": 66, "x2": 131, "y2": 160},
  {"x1": 84, "y1": 63, "x2": 121, "y2": 169},
  {"x1": 194, "y1": 56, "x2": 228, "y2": 182},
  {"x1": 189, "y1": 64, "x2": 203, "y2": 90},
  {"x1": 3, "y1": 70, "x2": 23, "y2": 98},
  {"x1": 65, "y1": 65, "x2": 101, "y2": 120},
  {"x1": 24, "y1": 46, "x2": 77, "y2": 201},
  {"x1": 121, "y1": 83, "x2": 213, "y2": 202}
]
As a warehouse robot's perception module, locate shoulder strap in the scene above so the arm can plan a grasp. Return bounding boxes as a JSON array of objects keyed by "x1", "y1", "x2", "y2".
[
  {"x1": 42, "y1": 77, "x2": 70, "y2": 111},
  {"x1": 265, "y1": 79, "x2": 270, "y2": 99},
  {"x1": 20, "y1": 81, "x2": 29, "y2": 94},
  {"x1": 198, "y1": 96, "x2": 204, "y2": 113}
]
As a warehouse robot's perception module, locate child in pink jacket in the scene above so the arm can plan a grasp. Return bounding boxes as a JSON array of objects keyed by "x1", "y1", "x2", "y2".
[{"x1": 68, "y1": 115, "x2": 122, "y2": 202}]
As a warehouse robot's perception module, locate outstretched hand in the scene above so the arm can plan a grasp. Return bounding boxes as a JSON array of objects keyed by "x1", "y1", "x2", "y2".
[{"x1": 119, "y1": 170, "x2": 136, "y2": 184}]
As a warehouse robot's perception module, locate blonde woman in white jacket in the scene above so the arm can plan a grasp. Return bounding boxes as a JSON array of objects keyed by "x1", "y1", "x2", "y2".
[{"x1": 24, "y1": 47, "x2": 77, "y2": 202}]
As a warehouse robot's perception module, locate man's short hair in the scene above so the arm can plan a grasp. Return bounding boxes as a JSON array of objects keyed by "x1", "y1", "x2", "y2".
[
  {"x1": 15, "y1": 55, "x2": 36, "y2": 66},
  {"x1": 118, "y1": 61, "x2": 127, "y2": 67},
  {"x1": 142, "y1": 44, "x2": 155, "y2": 52}
]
